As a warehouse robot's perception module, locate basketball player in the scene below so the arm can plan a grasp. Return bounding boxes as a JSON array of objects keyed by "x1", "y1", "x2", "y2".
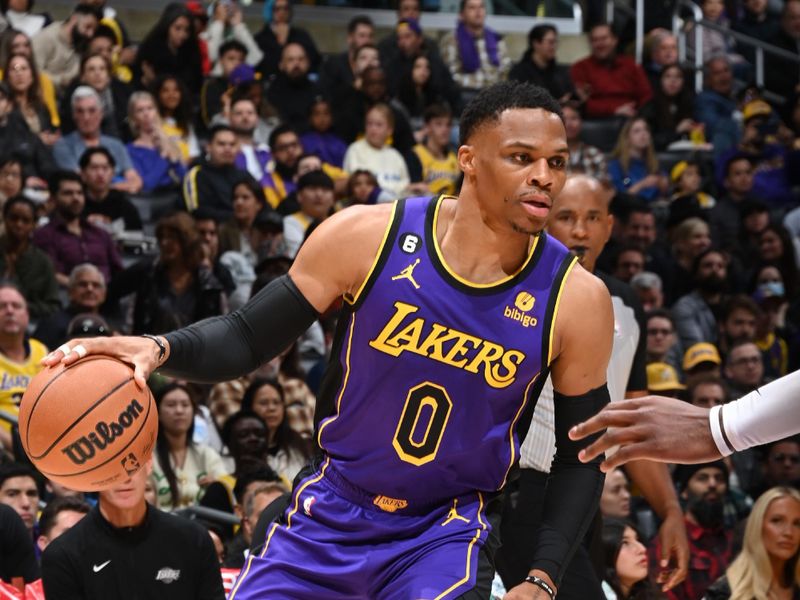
[
  {"x1": 570, "y1": 369, "x2": 800, "y2": 470},
  {"x1": 46, "y1": 82, "x2": 614, "y2": 599}
]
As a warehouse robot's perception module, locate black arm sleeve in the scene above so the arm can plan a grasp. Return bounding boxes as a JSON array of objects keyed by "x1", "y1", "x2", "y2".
[
  {"x1": 162, "y1": 275, "x2": 319, "y2": 383},
  {"x1": 530, "y1": 384, "x2": 609, "y2": 586}
]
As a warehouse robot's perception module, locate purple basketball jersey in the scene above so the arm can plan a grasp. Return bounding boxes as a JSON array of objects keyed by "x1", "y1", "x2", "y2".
[{"x1": 315, "y1": 196, "x2": 576, "y2": 507}]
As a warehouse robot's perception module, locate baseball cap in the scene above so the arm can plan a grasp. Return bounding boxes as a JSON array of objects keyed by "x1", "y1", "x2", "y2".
[
  {"x1": 397, "y1": 18, "x2": 422, "y2": 36},
  {"x1": 742, "y1": 99, "x2": 772, "y2": 122},
  {"x1": 670, "y1": 160, "x2": 689, "y2": 183},
  {"x1": 229, "y1": 64, "x2": 258, "y2": 87},
  {"x1": 673, "y1": 460, "x2": 728, "y2": 490},
  {"x1": 646, "y1": 362, "x2": 686, "y2": 391},
  {"x1": 683, "y1": 342, "x2": 722, "y2": 371}
]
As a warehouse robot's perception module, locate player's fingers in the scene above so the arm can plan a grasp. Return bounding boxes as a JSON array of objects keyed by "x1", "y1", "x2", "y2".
[
  {"x1": 132, "y1": 360, "x2": 149, "y2": 390},
  {"x1": 569, "y1": 407, "x2": 637, "y2": 440},
  {"x1": 591, "y1": 442, "x2": 639, "y2": 471},
  {"x1": 41, "y1": 343, "x2": 73, "y2": 366}
]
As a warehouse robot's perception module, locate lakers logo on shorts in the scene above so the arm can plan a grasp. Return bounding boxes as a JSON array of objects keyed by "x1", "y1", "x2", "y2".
[{"x1": 373, "y1": 495, "x2": 409, "y2": 513}]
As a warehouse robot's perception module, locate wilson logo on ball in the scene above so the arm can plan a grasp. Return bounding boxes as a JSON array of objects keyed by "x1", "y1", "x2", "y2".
[{"x1": 60, "y1": 399, "x2": 145, "y2": 466}]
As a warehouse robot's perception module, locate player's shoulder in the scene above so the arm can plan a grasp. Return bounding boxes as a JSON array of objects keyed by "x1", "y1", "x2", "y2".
[
  {"x1": 307, "y1": 202, "x2": 397, "y2": 249},
  {"x1": 563, "y1": 263, "x2": 611, "y2": 302}
]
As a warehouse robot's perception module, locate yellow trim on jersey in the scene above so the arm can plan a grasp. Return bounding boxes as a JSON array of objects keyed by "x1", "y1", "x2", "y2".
[
  {"x1": 183, "y1": 166, "x2": 201, "y2": 212},
  {"x1": 344, "y1": 201, "x2": 397, "y2": 305},
  {"x1": 433, "y1": 492, "x2": 487, "y2": 600},
  {"x1": 316, "y1": 314, "x2": 357, "y2": 448},
  {"x1": 259, "y1": 522, "x2": 279, "y2": 558},
  {"x1": 432, "y1": 195, "x2": 540, "y2": 289},
  {"x1": 499, "y1": 372, "x2": 540, "y2": 489},
  {"x1": 547, "y1": 256, "x2": 578, "y2": 366}
]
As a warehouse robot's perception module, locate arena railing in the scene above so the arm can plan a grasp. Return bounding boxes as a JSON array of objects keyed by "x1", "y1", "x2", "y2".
[{"x1": 672, "y1": 0, "x2": 800, "y2": 99}]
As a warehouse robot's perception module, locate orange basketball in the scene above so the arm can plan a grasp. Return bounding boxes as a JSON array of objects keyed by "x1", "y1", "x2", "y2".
[{"x1": 18, "y1": 356, "x2": 158, "y2": 492}]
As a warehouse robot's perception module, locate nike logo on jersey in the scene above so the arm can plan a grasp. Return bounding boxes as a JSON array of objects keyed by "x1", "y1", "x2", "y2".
[{"x1": 93, "y1": 560, "x2": 111, "y2": 573}]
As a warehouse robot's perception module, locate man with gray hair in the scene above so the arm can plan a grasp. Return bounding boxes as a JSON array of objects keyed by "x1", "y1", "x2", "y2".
[
  {"x1": 53, "y1": 86, "x2": 141, "y2": 193},
  {"x1": 630, "y1": 271, "x2": 664, "y2": 312},
  {"x1": 34, "y1": 263, "x2": 108, "y2": 349}
]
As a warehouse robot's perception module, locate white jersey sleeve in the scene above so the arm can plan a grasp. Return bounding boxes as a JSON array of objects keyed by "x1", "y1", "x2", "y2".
[{"x1": 710, "y1": 370, "x2": 800, "y2": 455}]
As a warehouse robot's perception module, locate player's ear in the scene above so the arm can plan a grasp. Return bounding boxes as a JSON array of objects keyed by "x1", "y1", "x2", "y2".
[
  {"x1": 144, "y1": 458, "x2": 153, "y2": 476},
  {"x1": 457, "y1": 144, "x2": 475, "y2": 175}
]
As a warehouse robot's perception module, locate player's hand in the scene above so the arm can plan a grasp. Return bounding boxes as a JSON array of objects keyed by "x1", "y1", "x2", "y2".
[
  {"x1": 655, "y1": 508, "x2": 689, "y2": 591},
  {"x1": 41, "y1": 336, "x2": 168, "y2": 390},
  {"x1": 567, "y1": 396, "x2": 720, "y2": 471}
]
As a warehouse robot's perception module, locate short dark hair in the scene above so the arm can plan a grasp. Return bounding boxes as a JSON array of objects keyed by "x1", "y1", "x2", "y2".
[
  {"x1": 722, "y1": 294, "x2": 760, "y2": 322},
  {"x1": 233, "y1": 466, "x2": 281, "y2": 505},
  {"x1": 78, "y1": 146, "x2": 116, "y2": 170},
  {"x1": 269, "y1": 124, "x2": 299, "y2": 151},
  {"x1": 423, "y1": 103, "x2": 452, "y2": 123},
  {"x1": 723, "y1": 153, "x2": 753, "y2": 178},
  {"x1": 459, "y1": 81, "x2": 562, "y2": 145},
  {"x1": 221, "y1": 409, "x2": 266, "y2": 449},
  {"x1": 73, "y1": 3, "x2": 103, "y2": 20},
  {"x1": 347, "y1": 15, "x2": 373, "y2": 34},
  {"x1": 92, "y1": 23, "x2": 117, "y2": 44},
  {"x1": 208, "y1": 123, "x2": 236, "y2": 141},
  {"x1": 219, "y1": 39, "x2": 248, "y2": 59},
  {"x1": 48, "y1": 170, "x2": 83, "y2": 196},
  {"x1": 3, "y1": 195, "x2": 36, "y2": 219},
  {"x1": 646, "y1": 308, "x2": 674, "y2": 327},
  {"x1": 0, "y1": 463, "x2": 38, "y2": 490},
  {"x1": 233, "y1": 173, "x2": 268, "y2": 208},
  {"x1": 528, "y1": 24, "x2": 557, "y2": 49},
  {"x1": 38, "y1": 496, "x2": 90, "y2": 538}
]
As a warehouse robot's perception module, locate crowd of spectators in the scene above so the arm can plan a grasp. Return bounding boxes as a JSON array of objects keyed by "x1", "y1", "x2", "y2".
[{"x1": 0, "y1": 0, "x2": 798, "y2": 598}]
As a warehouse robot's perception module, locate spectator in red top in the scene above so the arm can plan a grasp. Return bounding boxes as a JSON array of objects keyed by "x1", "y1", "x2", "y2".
[
  {"x1": 570, "y1": 24, "x2": 652, "y2": 119},
  {"x1": 651, "y1": 461, "x2": 734, "y2": 600}
]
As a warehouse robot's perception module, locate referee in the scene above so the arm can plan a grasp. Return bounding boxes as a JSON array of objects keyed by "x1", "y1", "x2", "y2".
[
  {"x1": 41, "y1": 460, "x2": 224, "y2": 600},
  {"x1": 497, "y1": 175, "x2": 689, "y2": 596}
]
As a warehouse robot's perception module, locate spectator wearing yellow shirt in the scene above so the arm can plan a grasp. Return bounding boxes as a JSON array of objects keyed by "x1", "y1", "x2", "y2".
[
  {"x1": 412, "y1": 103, "x2": 460, "y2": 195},
  {"x1": 0, "y1": 283, "x2": 47, "y2": 452}
]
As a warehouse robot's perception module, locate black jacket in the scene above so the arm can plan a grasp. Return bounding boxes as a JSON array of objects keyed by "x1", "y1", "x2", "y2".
[
  {"x1": 508, "y1": 56, "x2": 574, "y2": 102},
  {"x1": 41, "y1": 504, "x2": 224, "y2": 600},
  {"x1": 255, "y1": 24, "x2": 322, "y2": 78},
  {"x1": 704, "y1": 575, "x2": 800, "y2": 599},
  {"x1": 0, "y1": 112, "x2": 56, "y2": 179},
  {"x1": 265, "y1": 72, "x2": 322, "y2": 133},
  {"x1": 0, "y1": 504, "x2": 39, "y2": 584}
]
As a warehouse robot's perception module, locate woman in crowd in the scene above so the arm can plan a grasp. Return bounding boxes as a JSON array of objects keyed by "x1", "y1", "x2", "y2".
[
  {"x1": 253, "y1": 0, "x2": 320, "y2": 78},
  {"x1": 0, "y1": 28, "x2": 58, "y2": 128},
  {"x1": 608, "y1": 117, "x2": 669, "y2": 202},
  {"x1": 59, "y1": 52, "x2": 130, "y2": 139},
  {"x1": 125, "y1": 90, "x2": 186, "y2": 194},
  {"x1": 395, "y1": 55, "x2": 448, "y2": 135},
  {"x1": 669, "y1": 217, "x2": 713, "y2": 298},
  {"x1": 758, "y1": 225, "x2": 800, "y2": 300},
  {"x1": 218, "y1": 175, "x2": 268, "y2": 266},
  {"x1": 0, "y1": 194, "x2": 59, "y2": 318},
  {"x1": 134, "y1": 2, "x2": 203, "y2": 95},
  {"x1": 641, "y1": 64, "x2": 701, "y2": 151},
  {"x1": 602, "y1": 518, "x2": 663, "y2": 599},
  {"x1": 705, "y1": 486, "x2": 800, "y2": 599},
  {"x1": 601, "y1": 468, "x2": 632, "y2": 520},
  {"x1": 153, "y1": 74, "x2": 200, "y2": 163},
  {"x1": 343, "y1": 103, "x2": 410, "y2": 198},
  {"x1": 107, "y1": 211, "x2": 227, "y2": 334},
  {"x1": 3, "y1": 52, "x2": 55, "y2": 144},
  {"x1": 240, "y1": 378, "x2": 312, "y2": 483},
  {"x1": 152, "y1": 382, "x2": 228, "y2": 510}
]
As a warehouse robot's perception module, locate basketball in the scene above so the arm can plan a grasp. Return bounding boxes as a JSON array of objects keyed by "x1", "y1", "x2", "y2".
[{"x1": 18, "y1": 356, "x2": 158, "y2": 492}]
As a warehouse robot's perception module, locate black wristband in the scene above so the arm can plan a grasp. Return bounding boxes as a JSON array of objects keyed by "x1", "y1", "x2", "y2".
[
  {"x1": 524, "y1": 575, "x2": 555, "y2": 599},
  {"x1": 141, "y1": 334, "x2": 166, "y2": 364}
]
